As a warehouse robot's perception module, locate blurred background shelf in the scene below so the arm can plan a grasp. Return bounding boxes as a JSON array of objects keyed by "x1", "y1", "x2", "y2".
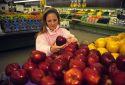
[
  {"x1": 0, "y1": 30, "x2": 39, "y2": 51},
  {"x1": 70, "y1": 22, "x2": 125, "y2": 35}
]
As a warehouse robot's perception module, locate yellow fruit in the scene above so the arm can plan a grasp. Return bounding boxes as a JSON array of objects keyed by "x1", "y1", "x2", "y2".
[
  {"x1": 95, "y1": 38, "x2": 106, "y2": 48},
  {"x1": 97, "y1": 47, "x2": 108, "y2": 55},
  {"x1": 111, "y1": 53, "x2": 119, "y2": 60},
  {"x1": 119, "y1": 43, "x2": 125, "y2": 55},
  {"x1": 106, "y1": 41, "x2": 119, "y2": 53},
  {"x1": 109, "y1": 36, "x2": 120, "y2": 41},
  {"x1": 117, "y1": 32, "x2": 125, "y2": 40},
  {"x1": 119, "y1": 38, "x2": 125, "y2": 45},
  {"x1": 88, "y1": 43, "x2": 96, "y2": 50}
]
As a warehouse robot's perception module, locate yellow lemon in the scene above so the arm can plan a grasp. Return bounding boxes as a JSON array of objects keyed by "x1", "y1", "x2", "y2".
[
  {"x1": 117, "y1": 32, "x2": 125, "y2": 40},
  {"x1": 119, "y1": 43, "x2": 125, "y2": 55},
  {"x1": 95, "y1": 38, "x2": 106, "y2": 48},
  {"x1": 106, "y1": 41, "x2": 120, "y2": 53},
  {"x1": 111, "y1": 53, "x2": 119, "y2": 60},
  {"x1": 97, "y1": 47, "x2": 108, "y2": 55},
  {"x1": 88, "y1": 43, "x2": 96, "y2": 50}
]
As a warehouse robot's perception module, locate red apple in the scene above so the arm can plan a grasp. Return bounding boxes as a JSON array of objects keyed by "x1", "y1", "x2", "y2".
[
  {"x1": 38, "y1": 61, "x2": 50, "y2": 74},
  {"x1": 77, "y1": 44, "x2": 89, "y2": 57},
  {"x1": 116, "y1": 54, "x2": 125, "y2": 71},
  {"x1": 87, "y1": 53, "x2": 100, "y2": 66},
  {"x1": 64, "y1": 46, "x2": 76, "y2": 53},
  {"x1": 45, "y1": 56, "x2": 53, "y2": 64},
  {"x1": 67, "y1": 42, "x2": 78, "y2": 49},
  {"x1": 111, "y1": 71, "x2": 125, "y2": 85},
  {"x1": 69, "y1": 59, "x2": 86, "y2": 71},
  {"x1": 10, "y1": 69, "x2": 28, "y2": 85},
  {"x1": 22, "y1": 61, "x2": 37, "y2": 74},
  {"x1": 64, "y1": 68, "x2": 83, "y2": 85},
  {"x1": 74, "y1": 53, "x2": 87, "y2": 63},
  {"x1": 40, "y1": 76, "x2": 56, "y2": 85},
  {"x1": 5, "y1": 63, "x2": 20, "y2": 76},
  {"x1": 30, "y1": 68, "x2": 45, "y2": 84},
  {"x1": 83, "y1": 68, "x2": 101, "y2": 85},
  {"x1": 108, "y1": 63, "x2": 119, "y2": 78},
  {"x1": 31, "y1": 50, "x2": 46, "y2": 64},
  {"x1": 79, "y1": 44, "x2": 88, "y2": 49},
  {"x1": 50, "y1": 61, "x2": 64, "y2": 79},
  {"x1": 89, "y1": 49, "x2": 101, "y2": 57},
  {"x1": 54, "y1": 55, "x2": 69, "y2": 71},
  {"x1": 100, "y1": 52, "x2": 115, "y2": 67},
  {"x1": 56, "y1": 36, "x2": 67, "y2": 46},
  {"x1": 90, "y1": 63, "x2": 104, "y2": 75},
  {"x1": 62, "y1": 51, "x2": 73, "y2": 61},
  {"x1": 99, "y1": 75, "x2": 112, "y2": 85},
  {"x1": 64, "y1": 42, "x2": 78, "y2": 53}
]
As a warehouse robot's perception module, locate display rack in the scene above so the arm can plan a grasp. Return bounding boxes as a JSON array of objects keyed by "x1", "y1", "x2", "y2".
[
  {"x1": 56, "y1": 7, "x2": 125, "y2": 35},
  {"x1": 0, "y1": 30, "x2": 39, "y2": 51}
]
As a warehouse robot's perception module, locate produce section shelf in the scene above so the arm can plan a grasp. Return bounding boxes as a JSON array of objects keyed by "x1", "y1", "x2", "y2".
[
  {"x1": 57, "y1": 7, "x2": 125, "y2": 35},
  {"x1": 70, "y1": 22, "x2": 125, "y2": 35}
]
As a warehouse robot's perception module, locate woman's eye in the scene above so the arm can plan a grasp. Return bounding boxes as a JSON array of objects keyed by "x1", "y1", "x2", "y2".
[
  {"x1": 47, "y1": 20, "x2": 51, "y2": 22},
  {"x1": 53, "y1": 19, "x2": 57, "y2": 22}
]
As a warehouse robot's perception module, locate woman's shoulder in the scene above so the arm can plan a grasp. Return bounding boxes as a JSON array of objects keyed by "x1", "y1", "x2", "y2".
[
  {"x1": 59, "y1": 27, "x2": 68, "y2": 31},
  {"x1": 37, "y1": 32, "x2": 47, "y2": 38},
  {"x1": 59, "y1": 27, "x2": 70, "y2": 33}
]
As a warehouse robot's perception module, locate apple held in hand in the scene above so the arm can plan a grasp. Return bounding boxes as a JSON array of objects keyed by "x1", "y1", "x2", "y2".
[
  {"x1": 64, "y1": 68, "x2": 83, "y2": 85},
  {"x1": 31, "y1": 50, "x2": 46, "y2": 64},
  {"x1": 56, "y1": 36, "x2": 67, "y2": 46},
  {"x1": 5, "y1": 63, "x2": 20, "y2": 76},
  {"x1": 10, "y1": 69, "x2": 28, "y2": 85}
]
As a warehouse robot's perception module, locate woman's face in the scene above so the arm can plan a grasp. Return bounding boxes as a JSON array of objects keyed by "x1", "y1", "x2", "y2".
[{"x1": 46, "y1": 13, "x2": 59, "y2": 31}]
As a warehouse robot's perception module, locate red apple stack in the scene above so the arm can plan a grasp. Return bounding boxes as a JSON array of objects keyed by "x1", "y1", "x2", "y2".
[
  {"x1": 10, "y1": 69, "x2": 28, "y2": 85},
  {"x1": 29, "y1": 68, "x2": 45, "y2": 84},
  {"x1": 31, "y1": 50, "x2": 46, "y2": 64},
  {"x1": 5, "y1": 63, "x2": 20, "y2": 76},
  {"x1": 64, "y1": 68, "x2": 83, "y2": 85}
]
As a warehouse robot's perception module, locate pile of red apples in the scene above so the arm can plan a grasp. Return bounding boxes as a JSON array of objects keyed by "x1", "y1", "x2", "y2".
[{"x1": 3, "y1": 36, "x2": 125, "y2": 85}]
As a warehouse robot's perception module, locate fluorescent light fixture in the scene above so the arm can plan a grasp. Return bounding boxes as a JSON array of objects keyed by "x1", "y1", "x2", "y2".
[{"x1": 14, "y1": 0, "x2": 40, "y2": 3}]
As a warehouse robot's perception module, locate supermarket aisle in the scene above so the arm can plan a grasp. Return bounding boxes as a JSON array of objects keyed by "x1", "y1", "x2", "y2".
[{"x1": 0, "y1": 29, "x2": 107, "y2": 75}]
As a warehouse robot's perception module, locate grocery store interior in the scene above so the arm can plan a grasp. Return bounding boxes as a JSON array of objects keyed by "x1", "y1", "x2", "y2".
[{"x1": 0, "y1": 0, "x2": 125, "y2": 84}]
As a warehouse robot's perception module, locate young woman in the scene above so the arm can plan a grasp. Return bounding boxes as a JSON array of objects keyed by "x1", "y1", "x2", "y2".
[{"x1": 36, "y1": 8, "x2": 77, "y2": 56}]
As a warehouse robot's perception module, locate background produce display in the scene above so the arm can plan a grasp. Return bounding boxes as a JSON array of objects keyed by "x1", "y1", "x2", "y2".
[
  {"x1": 1, "y1": 33, "x2": 125, "y2": 85},
  {"x1": 0, "y1": 13, "x2": 42, "y2": 33}
]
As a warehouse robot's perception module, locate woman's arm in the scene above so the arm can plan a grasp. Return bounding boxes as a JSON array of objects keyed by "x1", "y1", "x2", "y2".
[
  {"x1": 36, "y1": 34, "x2": 52, "y2": 56},
  {"x1": 61, "y1": 28, "x2": 78, "y2": 43}
]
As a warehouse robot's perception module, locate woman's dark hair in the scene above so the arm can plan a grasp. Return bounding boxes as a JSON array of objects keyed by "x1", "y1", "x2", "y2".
[{"x1": 40, "y1": 8, "x2": 60, "y2": 33}]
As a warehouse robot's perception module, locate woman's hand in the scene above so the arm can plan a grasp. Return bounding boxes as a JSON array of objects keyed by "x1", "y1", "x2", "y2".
[
  {"x1": 50, "y1": 42, "x2": 67, "y2": 53},
  {"x1": 67, "y1": 37, "x2": 78, "y2": 44}
]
